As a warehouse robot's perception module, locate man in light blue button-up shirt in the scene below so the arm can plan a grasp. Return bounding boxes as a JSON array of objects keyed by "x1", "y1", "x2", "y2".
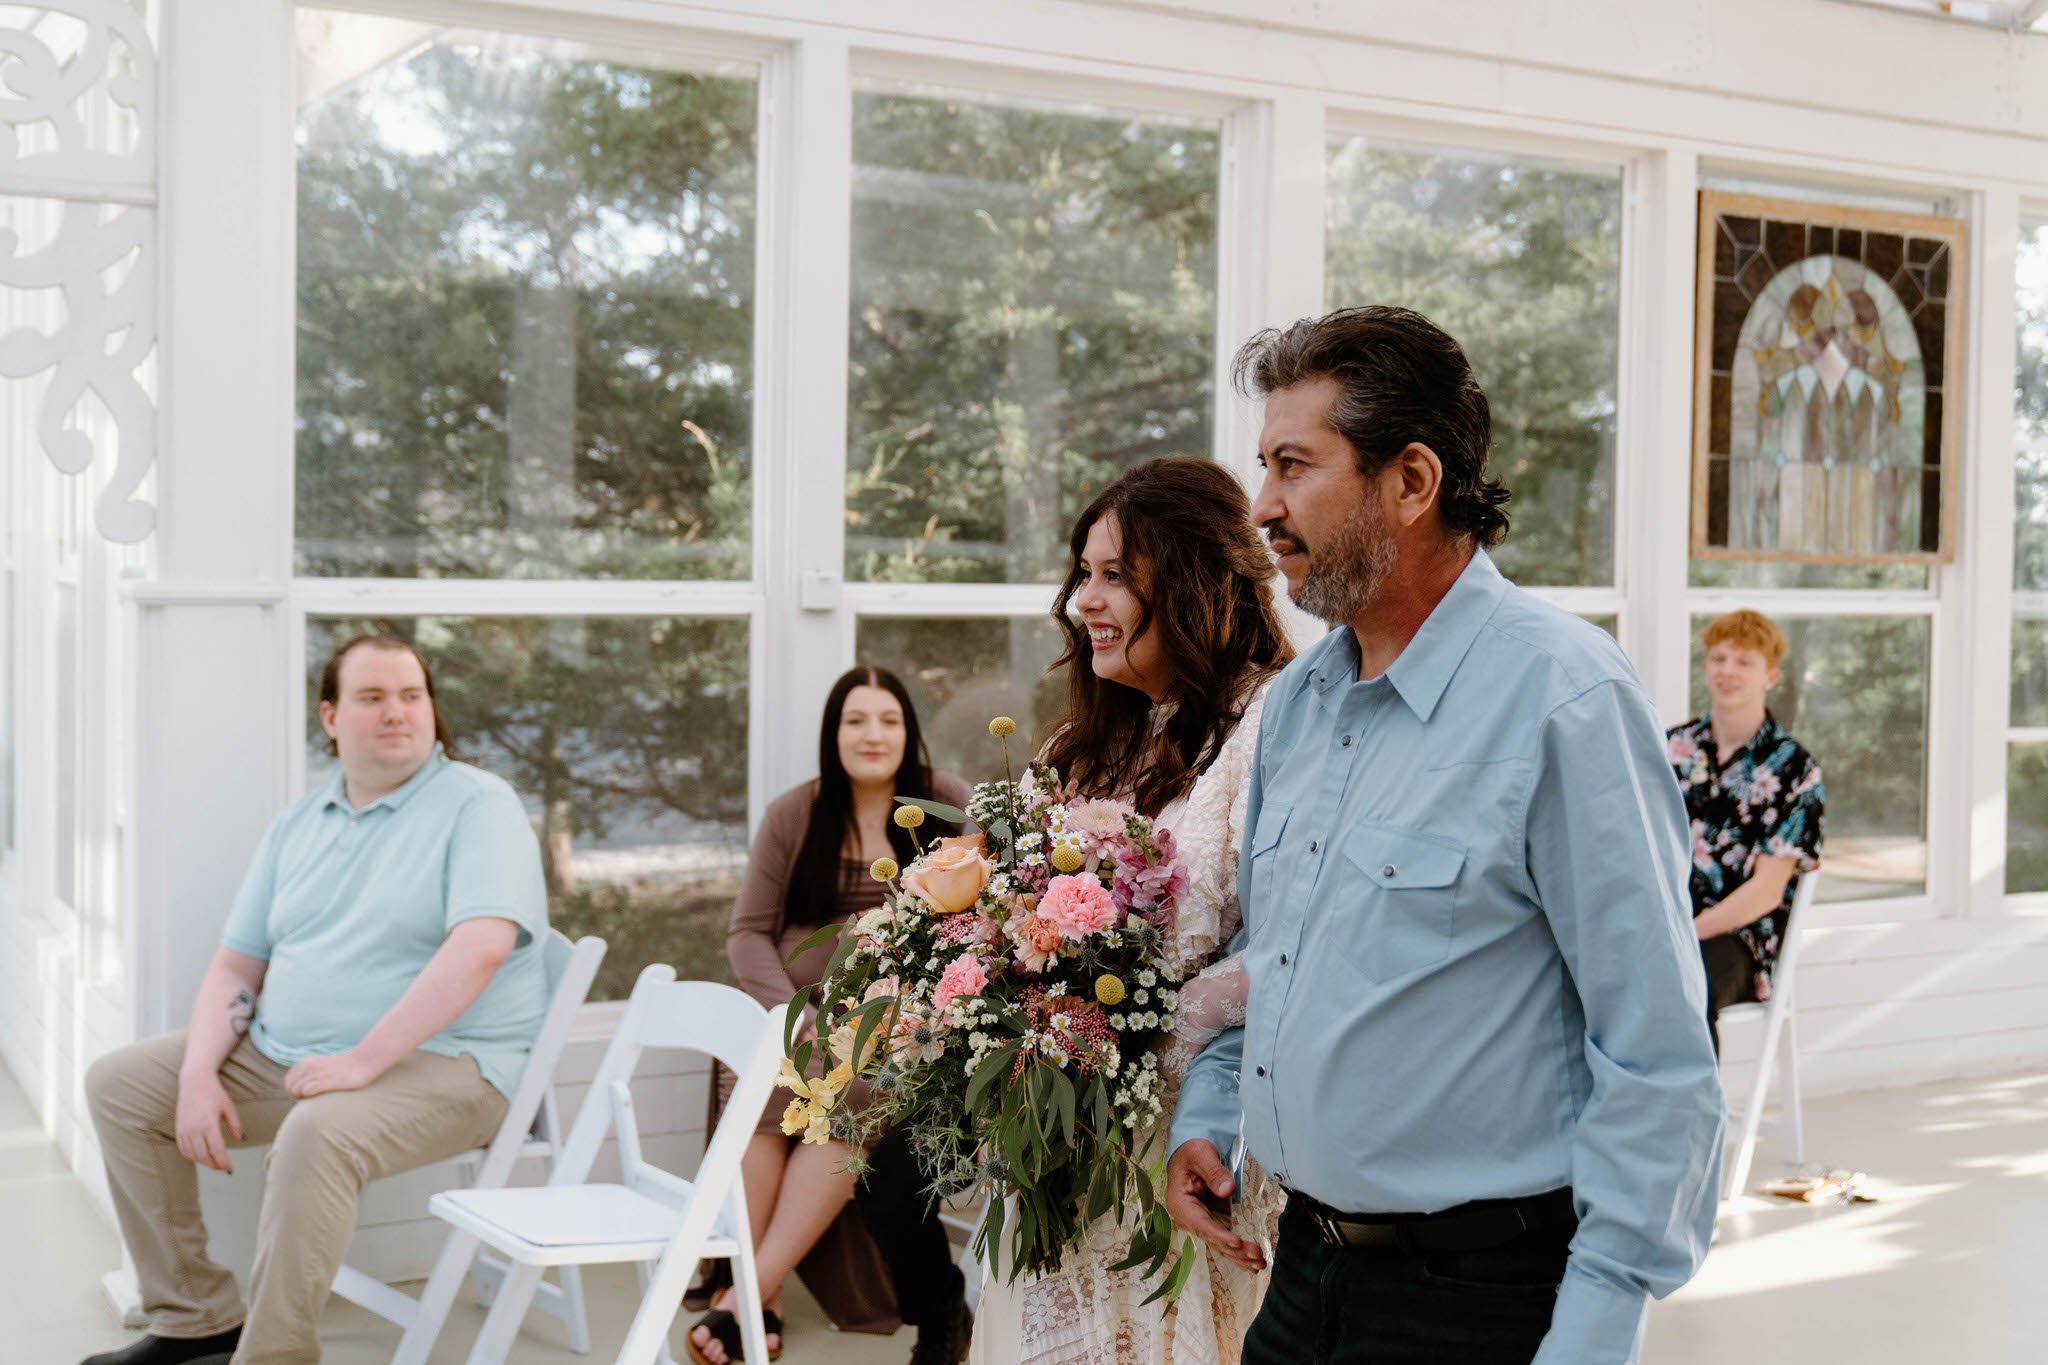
[{"x1": 1165, "y1": 308, "x2": 1723, "y2": 1365}]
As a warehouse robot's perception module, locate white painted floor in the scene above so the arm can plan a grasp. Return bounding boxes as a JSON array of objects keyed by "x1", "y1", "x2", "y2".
[{"x1": 14, "y1": 1060, "x2": 2048, "y2": 1364}]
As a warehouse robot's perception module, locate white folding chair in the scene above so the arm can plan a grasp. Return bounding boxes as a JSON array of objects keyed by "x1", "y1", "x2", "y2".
[
  {"x1": 428, "y1": 965, "x2": 784, "y2": 1365},
  {"x1": 337, "y1": 930, "x2": 607, "y2": 1364},
  {"x1": 1721, "y1": 874, "x2": 1817, "y2": 1200}
]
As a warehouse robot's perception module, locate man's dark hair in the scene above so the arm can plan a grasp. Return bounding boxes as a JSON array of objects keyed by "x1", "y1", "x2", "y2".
[
  {"x1": 1232, "y1": 305, "x2": 1511, "y2": 548},
  {"x1": 317, "y1": 634, "x2": 457, "y2": 760}
]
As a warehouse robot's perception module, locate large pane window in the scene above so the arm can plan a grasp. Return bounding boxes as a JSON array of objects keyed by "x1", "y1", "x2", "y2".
[
  {"x1": 854, "y1": 616, "x2": 1069, "y2": 782},
  {"x1": 293, "y1": 17, "x2": 760, "y2": 1000},
  {"x1": 305, "y1": 616, "x2": 748, "y2": 999},
  {"x1": 846, "y1": 88, "x2": 1219, "y2": 585},
  {"x1": 1689, "y1": 615, "x2": 1928, "y2": 902},
  {"x1": 1325, "y1": 140, "x2": 1620, "y2": 589},
  {"x1": 2009, "y1": 218, "x2": 2048, "y2": 892},
  {"x1": 295, "y1": 18, "x2": 757, "y2": 580}
]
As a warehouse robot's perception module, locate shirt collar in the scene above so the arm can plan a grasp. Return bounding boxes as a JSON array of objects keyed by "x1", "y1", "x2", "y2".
[
  {"x1": 1734, "y1": 711, "x2": 1787, "y2": 765},
  {"x1": 1694, "y1": 710, "x2": 1785, "y2": 771},
  {"x1": 1306, "y1": 550, "x2": 1507, "y2": 723},
  {"x1": 320, "y1": 745, "x2": 448, "y2": 815}
]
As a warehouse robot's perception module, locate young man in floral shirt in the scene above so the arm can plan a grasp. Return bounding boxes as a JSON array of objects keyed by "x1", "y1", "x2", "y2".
[{"x1": 1667, "y1": 609, "x2": 1825, "y2": 1052}]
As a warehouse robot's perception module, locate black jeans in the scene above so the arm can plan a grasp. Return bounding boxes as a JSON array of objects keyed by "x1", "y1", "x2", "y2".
[
  {"x1": 1700, "y1": 933, "x2": 1756, "y2": 1056},
  {"x1": 1241, "y1": 1197, "x2": 1573, "y2": 1365},
  {"x1": 852, "y1": 1125, "x2": 964, "y2": 1330}
]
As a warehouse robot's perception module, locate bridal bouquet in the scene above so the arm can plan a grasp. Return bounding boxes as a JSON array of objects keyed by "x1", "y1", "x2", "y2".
[{"x1": 779, "y1": 717, "x2": 1193, "y2": 1294}]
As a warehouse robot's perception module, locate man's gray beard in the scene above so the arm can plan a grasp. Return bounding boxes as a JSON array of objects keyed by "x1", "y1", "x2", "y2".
[{"x1": 1291, "y1": 495, "x2": 1398, "y2": 625}]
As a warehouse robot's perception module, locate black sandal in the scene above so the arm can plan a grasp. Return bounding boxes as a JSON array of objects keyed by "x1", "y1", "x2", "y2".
[{"x1": 685, "y1": 1306, "x2": 784, "y2": 1364}]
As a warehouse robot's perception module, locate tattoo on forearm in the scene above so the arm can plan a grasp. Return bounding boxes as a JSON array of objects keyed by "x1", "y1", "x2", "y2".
[{"x1": 229, "y1": 989, "x2": 255, "y2": 1038}]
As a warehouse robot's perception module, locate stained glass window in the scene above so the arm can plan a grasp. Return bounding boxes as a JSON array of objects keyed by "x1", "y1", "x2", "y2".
[{"x1": 1694, "y1": 191, "x2": 1959, "y2": 562}]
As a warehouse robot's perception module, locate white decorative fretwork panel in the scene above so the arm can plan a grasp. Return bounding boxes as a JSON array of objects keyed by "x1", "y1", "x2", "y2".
[{"x1": 0, "y1": 1, "x2": 156, "y2": 544}]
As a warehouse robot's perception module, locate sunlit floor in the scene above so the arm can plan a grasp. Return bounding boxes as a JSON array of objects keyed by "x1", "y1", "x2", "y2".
[{"x1": 15, "y1": 1059, "x2": 2048, "y2": 1365}]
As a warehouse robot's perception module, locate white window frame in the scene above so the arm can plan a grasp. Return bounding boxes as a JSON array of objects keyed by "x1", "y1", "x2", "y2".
[
  {"x1": 831, "y1": 54, "x2": 1261, "y2": 741},
  {"x1": 2003, "y1": 202, "x2": 2048, "y2": 915},
  {"x1": 245, "y1": 0, "x2": 2048, "y2": 955},
  {"x1": 282, "y1": 14, "x2": 781, "y2": 834},
  {"x1": 1321, "y1": 112, "x2": 1641, "y2": 634}
]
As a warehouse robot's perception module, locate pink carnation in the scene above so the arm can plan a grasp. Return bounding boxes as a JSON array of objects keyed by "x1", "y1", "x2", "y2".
[
  {"x1": 1008, "y1": 907, "x2": 1065, "y2": 973},
  {"x1": 1040, "y1": 873, "x2": 1120, "y2": 940},
  {"x1": 932, "y1": 953, "x2": 990, "y2": 1014}
]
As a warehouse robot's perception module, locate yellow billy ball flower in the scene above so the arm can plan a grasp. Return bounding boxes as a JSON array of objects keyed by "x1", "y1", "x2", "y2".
[
  {"x1": 988, "y1": 716, "x2": 1018, "y2": 739},
  {"x1": 1050, "y1": 845, "x2": 1085, "y2": 874},
  {"x1": 1094, "y1": 975, "x2": 1127, "y2": 1007},
  {"x1": 893, "y1": 805, "x2": 926, "y2": 830},
  {"x1": 869, "y1": 857, "x2": 900, "y2": 882}
]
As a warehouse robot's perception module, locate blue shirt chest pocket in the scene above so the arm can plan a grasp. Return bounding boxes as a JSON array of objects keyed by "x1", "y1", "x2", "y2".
[
  {"x1": 1245, "y1": 803, "x2": 1291, "y2": 929},
  {"x1": 1334, "y1": 825, "x2": 1466, "y2": 984}
]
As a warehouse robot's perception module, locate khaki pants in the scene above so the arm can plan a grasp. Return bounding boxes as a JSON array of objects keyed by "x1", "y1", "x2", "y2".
[{"x1": 84, "y1": 1033, "x2": 507, "y2": 1365}]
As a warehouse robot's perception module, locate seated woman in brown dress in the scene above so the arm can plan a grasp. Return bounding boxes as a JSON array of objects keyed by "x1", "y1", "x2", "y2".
[{"x1": 690, "y1": 666, "x2": 970, "y2": 1365}]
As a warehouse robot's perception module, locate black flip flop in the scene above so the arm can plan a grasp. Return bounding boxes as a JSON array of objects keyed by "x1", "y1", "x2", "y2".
[{"x1": 685, "y1": 1306, "x2": 784, "y2": 1363}]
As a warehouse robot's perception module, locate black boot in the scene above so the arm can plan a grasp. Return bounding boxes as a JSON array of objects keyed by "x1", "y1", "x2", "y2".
[
  {"x1": 908, "y1": 1294, "x2": 973, "y2": 1365},
  {"x1": 82, "y1": 1326, "x2": 242, "y2": 1365}
]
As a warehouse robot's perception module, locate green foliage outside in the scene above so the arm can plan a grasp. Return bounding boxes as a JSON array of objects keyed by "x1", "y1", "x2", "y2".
[
  {"x1": 1325, "y1": 142, "x2": 1618, "y2": 589},
  {"x1": 296, "y1": 49, "x2": 761, "y2": 996},
  {"x1": 296, "y1": 49, "x2": 756, "y2": 581},
  {"x1": 845, "y1": 94, "x2": 1219, "y2": 585}
]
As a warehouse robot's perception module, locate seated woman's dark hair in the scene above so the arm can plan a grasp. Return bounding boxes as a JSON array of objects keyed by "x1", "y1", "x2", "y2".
[
  {"x1": 785, "y1": 666, "x2": 958, "y2": 926},
  {"x1": 1040, "y1": 457, "x2": 1294, "y2": 816}
]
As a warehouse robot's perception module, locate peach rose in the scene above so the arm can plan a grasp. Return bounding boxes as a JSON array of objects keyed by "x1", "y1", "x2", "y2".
[{"x1": 901, "y1": 833, "x2": 993, "y2": 915}]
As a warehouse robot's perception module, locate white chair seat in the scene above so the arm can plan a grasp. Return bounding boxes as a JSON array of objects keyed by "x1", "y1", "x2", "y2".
[
  {"x1": 432, "y1": 1183, "x2": 740, "y2": 1265},
  {"x1": 433, "y1": 968, "x2": 784, "y2": 1365}
]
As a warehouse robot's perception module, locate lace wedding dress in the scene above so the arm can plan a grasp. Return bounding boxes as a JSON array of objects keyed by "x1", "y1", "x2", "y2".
[{"x1": 968, "y1": 684, "x2": 1286, "y2": 1365}]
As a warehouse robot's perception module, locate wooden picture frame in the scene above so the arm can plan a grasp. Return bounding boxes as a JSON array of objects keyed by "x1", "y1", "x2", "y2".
[{"x1": 1691, "y1": 190, "x2": 1964, "y2": 564}]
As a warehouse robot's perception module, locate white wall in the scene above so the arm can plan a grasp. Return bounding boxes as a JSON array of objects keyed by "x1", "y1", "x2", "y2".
[{"x1": 4, "y1": 0, "x2": 2048, "y2": 1292}]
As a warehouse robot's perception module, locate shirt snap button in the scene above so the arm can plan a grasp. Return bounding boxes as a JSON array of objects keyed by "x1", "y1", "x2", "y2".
[
  {"x1": 1310, "y1": 840, "x2": 1320, "y2": 853},
  {"x1": 1382, "y1": 863, "x2": 1397, "y2": 878},
  {"x1": 1341, "y1": 735, "x2": 1353, "y2": 747},
  {"x1": 1255, "y1": 1065, "x2": 1267, "y2": 1077}
]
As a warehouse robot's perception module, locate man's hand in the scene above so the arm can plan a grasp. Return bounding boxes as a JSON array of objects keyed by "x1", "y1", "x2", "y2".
[
  {"x1": 284, "y1": 1049, "x2": 384, "y2": 1099},
  {"x1": 1163, "y1": 1140, "x2": 1267, "y2": 1273},
  {"x1": 174, "y1": 1071, "x2": 243, "y2": 1174}
]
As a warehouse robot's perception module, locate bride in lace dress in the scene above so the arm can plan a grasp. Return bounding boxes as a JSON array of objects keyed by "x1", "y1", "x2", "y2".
[{"x1": 969, "y1": 458, "x2": 1294, "y2": 1365}]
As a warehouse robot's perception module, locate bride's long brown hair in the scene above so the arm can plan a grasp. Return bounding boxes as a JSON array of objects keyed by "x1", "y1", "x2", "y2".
[{"x1": 1040, "y1": 458, "x2": 1293, "y2": 816}]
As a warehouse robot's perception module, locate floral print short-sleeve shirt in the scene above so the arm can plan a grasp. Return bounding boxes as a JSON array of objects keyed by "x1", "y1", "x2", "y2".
[{"x1": 1666, "y1": 711, "x2": 1824, "y2": 1000}]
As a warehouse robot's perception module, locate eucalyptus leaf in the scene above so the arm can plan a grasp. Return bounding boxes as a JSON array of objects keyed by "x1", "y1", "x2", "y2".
[{"x1": 893, "y1": 794, "x2": 969, "y2": 824}]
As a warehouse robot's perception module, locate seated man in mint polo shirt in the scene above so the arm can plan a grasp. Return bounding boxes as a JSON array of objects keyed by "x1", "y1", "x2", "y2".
[{"x1": 82, "y1": 635, "x2": 550, "y2": 1365}]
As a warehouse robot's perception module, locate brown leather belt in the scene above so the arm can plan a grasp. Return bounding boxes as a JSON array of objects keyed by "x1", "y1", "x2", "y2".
[{"x1": 1288, "y1": 1187, "x2": 1577, "y2": 1253}]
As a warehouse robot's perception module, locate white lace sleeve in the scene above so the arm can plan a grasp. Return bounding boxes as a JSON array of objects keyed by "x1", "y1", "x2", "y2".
[
  {"x1": 1156, "y1": 953, "x2": 1248, "y2": 1084},
  {"x1": 1160, "y1": 683, "x2": 1268, "y2": 980}
]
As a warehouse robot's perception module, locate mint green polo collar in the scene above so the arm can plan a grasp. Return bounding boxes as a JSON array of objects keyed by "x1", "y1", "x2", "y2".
[{"x1": 319, "y1": 746, "x2": 450, "y2": 815}]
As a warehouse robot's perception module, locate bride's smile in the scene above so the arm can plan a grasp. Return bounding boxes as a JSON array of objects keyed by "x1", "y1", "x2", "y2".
[{"x1": 1072, "y1": 510, "x2": 1168, "y2": 700}]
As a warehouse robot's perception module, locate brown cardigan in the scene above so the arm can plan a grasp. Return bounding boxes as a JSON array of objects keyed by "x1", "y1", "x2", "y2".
[{"x1": 716, "y1": 772, "x2": 973, "y2": 1334}]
